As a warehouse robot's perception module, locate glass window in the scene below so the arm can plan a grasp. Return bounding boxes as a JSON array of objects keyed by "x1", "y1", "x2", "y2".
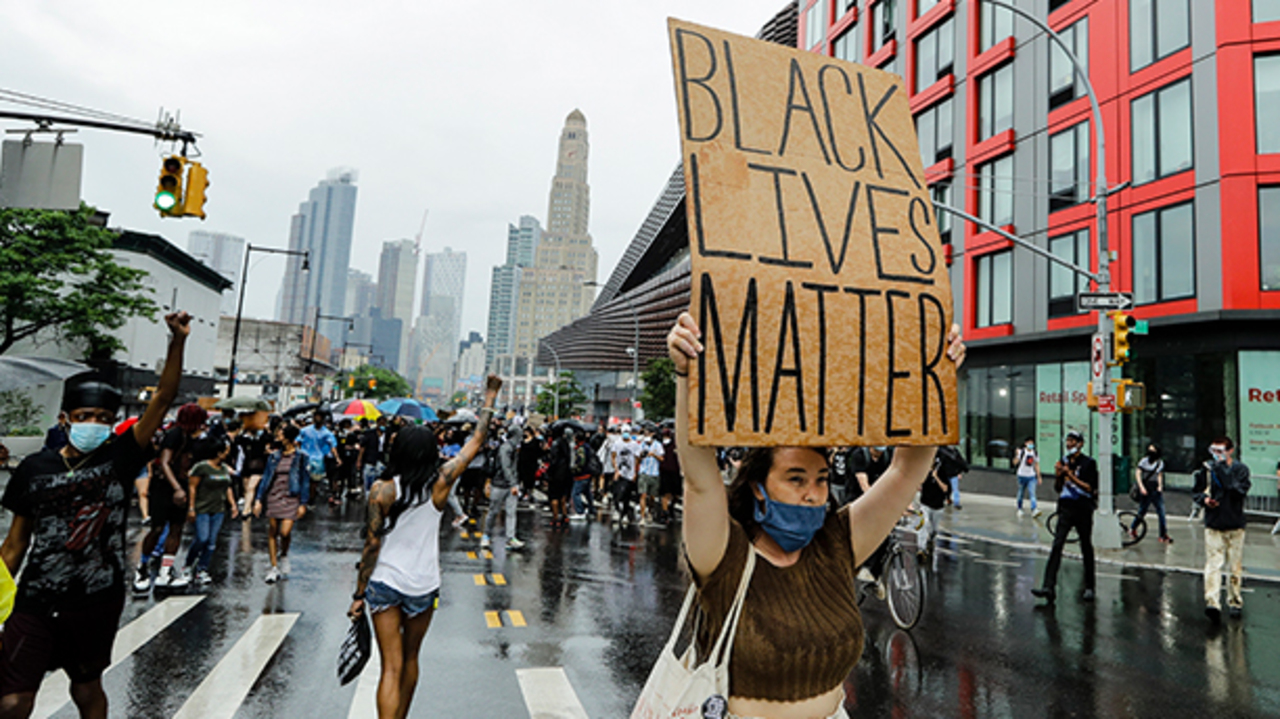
[
  {"x1": 1132, "y1": 201, "x2": 1195, "y2": 304},
  {"x1": 979, "y1": 63, "x2": 1014, "y2": 139},
  {"x1": 977, "y1": 250, "x2": 1013, "y2": 327},
  {"x1": 1261, "y1": 187, "x2": 1280, "y2": 291},
  {"x1": 1131, "y1": 78, "x2": 1193, "y2": 185},
  {"x1": 1049, "y1": 19, "x2": 1088, "y2": 110},
  {"x1": 932, "y1": 183, "x2": 953, "y2": 244},
  {"x1": 914, "y1": 18, "x2": 954, "y2": 92},
  {"x1": 873, "y1": 0, "x2": 898, "y2": 49},
  {"x1": 919, "y1": 0, "x2": 940, "y2": 15},
  {"x1": 844, "y1": 0, "x2": 858, "y2": 12},
  {"x1": 1257, "y1": 0, "x2": 1280, "y2": 22},
  {"x1": 1049, "y1": 123, "x2": 1090, "y2": 211},
  {"x1": 915, "y1": 97, "x2": 953, "y2": 166},
  {"x1": 834, "y1": 27, "x2": 859, "y2": 62},
  {"x1": 1257, "y1": 55, "x2": 1280, "y2": 153},
  {"x1": 1050, "y1": 0, "x2": 1074, "y2": 10},
  {"x1": 1048, "y1": 229, "x2": 1091, "y2": 316},
  {"x1": 979, "y1": 154, "x2": 1015, "y2": 228},
  {"x1": 806, "y1": 0, "x2": 828, "y2": 50},
  {"x1": 878, "y1": 51, "x2": 899, "y2": 78},
  {"x1": 981, "y1": 1, "x2": 1015, "y2": 51},
  {"x1": 1131, "y1": 0, "x2": 1190, "y2": 72}
]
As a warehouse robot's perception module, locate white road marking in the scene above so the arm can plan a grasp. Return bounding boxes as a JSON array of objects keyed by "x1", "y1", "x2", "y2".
[
  {"x1": 171, "y1": 613, "x2": 299, "y2": 719},
  {"x1": 346, "y1": 652, "x2": 382, "y2": 719},
  {"x1": 31, "y1": 596, "x2": 206, "y2": 719},
  {"x1": 1095, "y1": 572, "x2": 1140, "y2": 582},
  {"x1": 973, "y1": 558, "x2": 1024, "y2": 568},
  {"x1": 517, "y1": 667, "x2": 590, "y2": 719}
]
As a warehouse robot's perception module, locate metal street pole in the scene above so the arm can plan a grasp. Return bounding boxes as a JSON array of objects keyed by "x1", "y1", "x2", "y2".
[
  {"x1": 542, "y1": 341, "x2": 562, "y2": 419},
  {"x1": 627, "y1": 297, "x2": 639, "y2": 422},
  {"x1": 227, "y1": 245, "x2": 308, "y2": 398},
  {"x1": 985, "y1": 0, "x2": 1121, "y2": 548}
]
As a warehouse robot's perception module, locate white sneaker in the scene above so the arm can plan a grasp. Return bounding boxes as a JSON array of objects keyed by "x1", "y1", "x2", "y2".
[
  {"x1": 875, "y1": 581, "x2": 887, "y2": 601},
  {"x1": 480, "y1": 535, "x2": 491, "y2": 549},
  {"x1": 280, "y1": 557, "x2": 291, "y2": 577},
  {"x1": 159, "y1": 566, "x2": 189, "y2": 589},
  {"x1": 451, "y1": 516, "x2": 467, "y2": 529},
  {"x1": 506, "y1": 537, "x2": 526, "y2": 550},
  {"x1": 265, "y1": 566, "x2": 281, "y2": 584},
  {"x1": 196, "y1": 570, "x2": 213, "y2": 584},
  {"x1": 857, "y1": 567, "x2": 875, "y2": 583},
  {"x1": 1032, "y1": 509, "x2": 1043, "y2": 518},
  {"x1": 568, "y1": 513, "x2": 586, "y2": 522},
  {"x1": 1017, "y1": 509, "x2": 1024, "y2": 518},
  {"x1": 133, "y1": 566, "x2": 152, "y2": 593}
]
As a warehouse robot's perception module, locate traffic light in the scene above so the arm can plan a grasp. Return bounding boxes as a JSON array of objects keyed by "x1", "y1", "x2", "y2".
[
  {"x1": 1110, "y1": 311, "x2": 1136, "y2": 365},
  {"x1": 348, "y1": 376, "x2": 355, "y2": 388},
  {"x1": 180, "y1": 162, "x2": 209, "y2": 219},
  {"x1": 154, "y1": 155, "x2": 185, "y2": 215},
  {"x1": 1115, "y1": 379, "x2": 1147, "y2": 412},
  {"x1": 368, "y1": 378, "x2": 377, "y2": 390}
]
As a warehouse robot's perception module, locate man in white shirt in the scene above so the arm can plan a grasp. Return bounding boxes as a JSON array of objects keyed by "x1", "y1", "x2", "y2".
[{"x1": 637, "y1": 426, "x2": 665, "y2": 525}]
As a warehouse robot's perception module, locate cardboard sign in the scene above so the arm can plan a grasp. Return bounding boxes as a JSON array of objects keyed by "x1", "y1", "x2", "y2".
[{"x1": 668, "y1": 18, "x2": 958, "y2": 447}]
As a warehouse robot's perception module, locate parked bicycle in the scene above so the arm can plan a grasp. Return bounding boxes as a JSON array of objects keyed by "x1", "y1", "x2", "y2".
[
  {"x1": 856, "y1": 512, "x2": 927, "y2": 630},
  {"x1": 1044, "y1": 509, "x2": 1146, "y2": 547}
]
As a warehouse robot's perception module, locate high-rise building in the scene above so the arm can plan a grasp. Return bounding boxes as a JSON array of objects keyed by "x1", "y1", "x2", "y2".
[
  {"x1": 507, "y1": 215, "x2": 542, "y2": 268},
  {"x1": 484, "y1": 216, "x2": 542, "y2": 370},
  {"x1": 419, "y1": 247, "x2": 467, "y2": 331},
  {"x1": 187, "y1": 231, "x2": 245, "y2": 316},
  {"x1": 412, "y1": 248, "x2": 467, "y2": 400},
  {"x1": 455, "y1": 331, "x2": 486, "y2": 394},
  {"x1": 375, "y1": 238, "x2": 418, "y2": 372},
  {"x1": 276, "y1": 168, "x2": 359, "y2": 356},
  {"x1": 344, "y1": 269, "x2": 376, "y2": 319},
  {"x1": 509, "y1": 110, "x2": 598, "y2": 399}
]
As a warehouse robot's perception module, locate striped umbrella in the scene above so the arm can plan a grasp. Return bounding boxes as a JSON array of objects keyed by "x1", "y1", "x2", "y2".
[{"x1": 335, "y1": 399, "x2": 381, "y2": 420}]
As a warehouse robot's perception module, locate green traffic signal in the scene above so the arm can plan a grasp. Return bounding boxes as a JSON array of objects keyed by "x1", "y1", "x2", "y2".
[{"x1": 154, "y1": 191, "x2": 177, "y2": 211}]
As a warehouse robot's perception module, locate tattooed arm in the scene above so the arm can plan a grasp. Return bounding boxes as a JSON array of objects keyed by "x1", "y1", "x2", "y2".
[
  {"x1": 431, "y1": 374, "x2": 503, "y2": 509},
  {"x1": 349, "y1": 479, "x2": 395, "y2": 618}
]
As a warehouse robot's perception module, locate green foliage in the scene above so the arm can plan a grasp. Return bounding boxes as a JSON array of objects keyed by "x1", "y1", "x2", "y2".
[
  {"x1": 449, "y1": 391, "x2": 468, "y2": 409},
  {"x1": 0, "y1": 389, "x2": 42, "y2": 436},
  {"x1": 535, "y1": 371, "x2": 588, "y2": 418},
  {"x1": 341, "y1": 364, "x2": 412, "y2": 401},
  {"x1": 0, "y1": 205, "x2": 157, "y2": 359},
  {"x1": 640, "y1": 356, "x2": 676, "y2": 421}
]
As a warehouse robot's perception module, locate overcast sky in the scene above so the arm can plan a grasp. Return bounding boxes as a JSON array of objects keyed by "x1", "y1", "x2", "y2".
[{"x1": 0, "y1": 0, "x2": 792, "y2": 342}]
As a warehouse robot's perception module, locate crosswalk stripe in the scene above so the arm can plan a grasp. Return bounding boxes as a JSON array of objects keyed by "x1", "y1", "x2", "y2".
[
  {"x1": 31, "y1": 596, "x2": 206, "y2": 719},
  {"x1": 346, "y1": 651, "x2": 381, "y2": 719},
  {"x1": 492, "y1": 573, "x2": 507, "y2": 586},
  {"x1": 172, "y1": 613, "x2": 299, "y2": 719},
  {"x1": 506, "y1": 610, "x2": 526, "y2": 627},
  {"x1": 485, "y1": 611, "x2": 502, "y2": 628},
  {"x1": 516, "y1": 667, "x2": 589, "y2": 719},
  {"x1": 467, "y1": 551, "x2": 478, "y2": 559},
  {"x1": 474, "y1": 573, "x2": 487, "y2": 585}
]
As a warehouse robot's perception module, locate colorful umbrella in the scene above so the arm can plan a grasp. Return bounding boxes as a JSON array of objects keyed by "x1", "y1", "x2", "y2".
[
  {"x1": 376, "y1": 398, "x2": 437, "y2": 422},
  {"x1": 336, "y1": 399, "x2": 381, "y2": 420}
]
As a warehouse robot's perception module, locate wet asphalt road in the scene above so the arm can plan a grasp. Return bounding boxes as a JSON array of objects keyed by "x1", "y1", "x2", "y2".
[{"x1": 10, "y1": 499, "x2": 1280, "y2": 718}]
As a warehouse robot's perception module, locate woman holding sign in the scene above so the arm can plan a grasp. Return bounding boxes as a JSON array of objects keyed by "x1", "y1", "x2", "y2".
[{"x1": 659, "y1": 312, "x2": 964, "y2": 719}]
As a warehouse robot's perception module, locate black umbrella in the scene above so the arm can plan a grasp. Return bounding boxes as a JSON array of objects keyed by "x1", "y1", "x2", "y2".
[
  {"x1": 282, "y1": 401, "x2": 321, "y2": 419},
  {"x1": 548, "y1": 418, "x2": 596, "y2": 437}
]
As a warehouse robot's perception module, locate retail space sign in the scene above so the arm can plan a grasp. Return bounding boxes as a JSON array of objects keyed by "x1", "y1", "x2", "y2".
[
  {"x1": 667, "y1": 18, "x2": 957, "y2": 447},
  {"x1": 1238, "y1": 351, "x2": 1280, "y2": 472}
]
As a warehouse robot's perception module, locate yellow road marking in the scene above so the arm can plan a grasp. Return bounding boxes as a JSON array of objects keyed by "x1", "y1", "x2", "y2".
[
  {"x1": 466, "y1": 551, "x2": 477, "y2": 560},
  {"x1": 483, "y1": 550, "x2": 493, "y2": 559},
  {"x1": 506, "y1": 610, "x2": 526, "y2": 627},
  {"x1": 473, "y1": 574, "x2": 486, "y2": 586},
  {"x1": 459, "y1": 530, "x2": 469, "y2": 539},
  {"x1": 492, "y1": 573, "x2": 507, "y2": 586},
  {"x1": 484, "y1": 611, "x2": 502, "y2": 628}
]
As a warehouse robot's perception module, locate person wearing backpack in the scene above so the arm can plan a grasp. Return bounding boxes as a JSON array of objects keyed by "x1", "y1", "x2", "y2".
[
  {"x1": 481, "y1": 426, "x2": 526, "y2": 551},
  {"x1": 1131, "y1": 443, "x2": 1171, "y2": 544},
  {"x1": 1013, "y1": 437, "x2": 1042, "y2": 518},
  {"x1": 568, "y1": 432, "x2": 596, "y2": 522}
]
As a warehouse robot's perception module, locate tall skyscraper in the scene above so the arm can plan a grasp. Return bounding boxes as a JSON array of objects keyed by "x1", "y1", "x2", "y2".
[
  {"x1": 485, "y1": 216, "x2": 541, "y2": 369},
  {"x1": 507, "y1": 215, "x2": 542, "y2": 267},
  {"x1": 187, "y1": 231, "x2": 245, "y2": 316},
  {"x1": 512, "y1": 110, "x2": 598, "y2": 363},
  {"x1": 276, "y1": 168, "x2": 359, "y2": 355},
  {"x1": 375, "y1": 239, "x2": 418, "y2": 372},
  {"x1": 344, "y1": 269, "x2": 376, "y2": 319},
  {"x1": 412, "y1": 248, "x2": 467, "y2": 401}
]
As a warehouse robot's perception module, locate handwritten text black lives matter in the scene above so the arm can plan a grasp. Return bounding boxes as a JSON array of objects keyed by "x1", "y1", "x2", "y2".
[{"x1": 668, "y1": 19, "x2": 958, "y2": 447}]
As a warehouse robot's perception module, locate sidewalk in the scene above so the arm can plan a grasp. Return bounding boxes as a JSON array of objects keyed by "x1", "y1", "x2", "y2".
[{"x1": 936, "y1": 492, "x2": 1280, "y2": 584}]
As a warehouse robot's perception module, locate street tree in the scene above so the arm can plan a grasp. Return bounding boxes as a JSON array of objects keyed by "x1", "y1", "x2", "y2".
[
  {"x1": 449, "y1": 391, "x2": 468, "y2": 409},
  {"x1": 640, "y1": 357, "x2": 676, "y2": 421},
  {"x1": 0, "y1": 205, "x2": 157, "y2": 358},
  {"x1": 535, "y1": 371, "x2": 588, "y2": 418},
  {"x1": 342, "y1": 364, "x2": 412, "y2": 400}
]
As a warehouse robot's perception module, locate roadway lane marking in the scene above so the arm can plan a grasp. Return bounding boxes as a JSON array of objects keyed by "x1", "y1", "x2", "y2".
[
  {"x1": 492, "y1": 573, "x2": 507, "y2": 586},
  {"x1": 484, "y1": 550, "x2": 493, "y2": 559},
  {"x1": 973, "y1": 558, "x2": 1024, "y2": 568},
  {"x1": 172, "y1": 613, "x2": 299, "y2": 719},
  {"x1": 485, "y1": 611, "x2": 502, "y2": 628},
  {"x1": 516, "y1": 667, "x2": 589, "y2": 719},
  {"x1": 1095, "y1": 572, "x2": 1140, "y2": 582},
  {"x1": 506, "y1": 610, "x2": 526, "y2": 627},
  {"x1": 474, "y1": 573, "x2": 487, "y2": 585},
  {"x1": 346, "y1": 651, "x2": 381, "y2": 719},
  {"x1": 460, "y1": 530, "x2": 470, "y2": 538},
  {"x1": 934, "y1": 547, "x2": 962, "y2": 557},
  {"x1": 31, "y1": 596, "x2": 206, "y2": 719},
  {"x1": 467, "y1": 551, "x2": 478, "y2": 559}
]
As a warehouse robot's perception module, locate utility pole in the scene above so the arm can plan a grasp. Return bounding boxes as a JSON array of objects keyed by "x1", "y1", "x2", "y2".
[{"x1": 227, "y1": 245, "x2": 309, "y2": 398}]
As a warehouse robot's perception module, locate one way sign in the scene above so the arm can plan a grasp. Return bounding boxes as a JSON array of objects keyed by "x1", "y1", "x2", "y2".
[{"x1": 1077, "y1": 292, "x2": 1133, "y2": 312}]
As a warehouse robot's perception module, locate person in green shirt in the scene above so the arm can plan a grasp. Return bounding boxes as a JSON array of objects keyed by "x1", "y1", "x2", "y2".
[{"x1": 184, "y1": 438, "x2": 238, "y2": 585}]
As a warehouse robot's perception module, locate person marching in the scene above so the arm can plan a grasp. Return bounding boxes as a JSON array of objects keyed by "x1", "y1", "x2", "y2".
[
  {"x1": 660, "y1": 313, "x2": 965, "y2": 719},
  {"x1": 0, "y1": 312, "x2": 190, "y2": 719},
  {"x1": 1132, "y1": 443, "x2": 1171, "y2": 544},
  {"x1": 1032, "y1": 430, "x2": 1098, "y2": 604},
  {"x1": 348, "y1": 375, "x2": 502, "y2": 719},
  {"x1": 1199, "y1": 437, "x2": 1251, "y2": 623},
  {"x1": 1013, "y1": 437, "x2": 1042, "y2": 518},
  {"x1": 253, "y1": 424, "x2": 311, "y2": 584},
  {"x1": 184, "y1": 438, "x2": 239, "y2": 584},
  {"x1": 637, "y1": 426, "x2": 665, "y2": 526},
  {"x1": 135, "y1": 402, "x2": 207, "y2": 592},
  {"x1": 481, "y1": 425, "x2": 526, "y2": 550}
]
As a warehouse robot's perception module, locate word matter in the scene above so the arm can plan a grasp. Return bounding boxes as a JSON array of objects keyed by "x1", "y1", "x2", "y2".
[{"x1": 668, "y1": 18, "x2": 959, "y2": 447}]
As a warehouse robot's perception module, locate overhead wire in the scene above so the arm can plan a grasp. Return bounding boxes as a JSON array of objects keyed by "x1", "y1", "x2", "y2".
[{"x1": 0, "y1": 87, "x2": 154, "y2": 129}]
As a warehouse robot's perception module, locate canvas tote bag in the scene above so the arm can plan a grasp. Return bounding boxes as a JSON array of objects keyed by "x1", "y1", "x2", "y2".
[{"x1": 631, "y1": 549, "x2": 756, "y2": 719}]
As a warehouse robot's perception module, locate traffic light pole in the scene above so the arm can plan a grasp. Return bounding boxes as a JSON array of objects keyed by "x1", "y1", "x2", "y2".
[{"x1": 227, "y1": 244, "x2": 309, "y2": 398}]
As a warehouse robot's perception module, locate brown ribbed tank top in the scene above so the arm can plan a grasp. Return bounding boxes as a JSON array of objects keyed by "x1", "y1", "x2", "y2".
[{"x1": 692, "y1": 512, "x2": 863, "y2": 702}]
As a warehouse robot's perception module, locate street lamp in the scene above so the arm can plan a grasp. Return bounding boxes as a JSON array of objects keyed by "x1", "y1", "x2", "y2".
[
  {"x1": 228, "y1": 245, "x2": 309, "y2": 398},
  {"x1": 541, "y1": 340, "x2": 562, "y2": 419},
  {"x1": 309, "y1": 309, "x2": 355, "y2": 374}
]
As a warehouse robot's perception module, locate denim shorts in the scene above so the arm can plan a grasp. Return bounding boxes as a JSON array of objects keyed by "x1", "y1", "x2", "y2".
[{"x1": 364, "y1": 580, "x2": 439, "y2": 618}]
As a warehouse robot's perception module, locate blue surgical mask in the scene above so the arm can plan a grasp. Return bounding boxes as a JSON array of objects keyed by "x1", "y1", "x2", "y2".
[
  {"x1": 68, "y1": 422, "x2": 112, "y2": 454},
  {"x1": 753, "y1": 484, "x2": 826, "y2": 552}
]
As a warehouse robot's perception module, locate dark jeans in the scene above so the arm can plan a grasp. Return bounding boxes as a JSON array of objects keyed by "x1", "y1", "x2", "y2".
[
  {"x1": 1043, "y1": 497, "x2": 1096, "y2": 592},
  {"x1": 1134, "y1": 492, "x2": 1168, "y2": 538},
  {"x1": 571, "y1": 479, "x2": 592, "y2": 514},
  {"x1": 612, "y1": 478, "x2": 636, "y2": 521}
]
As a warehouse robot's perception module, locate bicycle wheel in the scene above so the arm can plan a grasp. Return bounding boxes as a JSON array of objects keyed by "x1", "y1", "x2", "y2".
[
  {"x1": 1119, "y1": 510, "x2": 1146, "y2": 547},
  {"x1": 1045, "y1": 511, "x2": 1080, "y2": 544},
  {"x1": 885, "y1": 547, "x2": 925, "y2": 630}
]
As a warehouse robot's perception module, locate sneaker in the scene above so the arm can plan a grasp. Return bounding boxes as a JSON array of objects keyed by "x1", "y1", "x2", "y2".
[
  {"x1": 1228, "y1": 606, "x2": 1242, "y2": 619},
  {"x1": 265, "y1": 566, "x2": 281, "y2": 584},
  {"x1": 1205, "y1": 605, "x2": 1221, "y2": 624},
  {"x1": 1031, "y1": 587, "x2": 1056, "y2": 603},
  {"x1": 1016, "y1": 509, "x2": 1024, "y2": 518},
  {"x1": 506, "y1": 537, "x2": 526, "y2": 550},
  {"x1": 568, "y1": 513, "x2": 586, "y2": 522},
  {"x1": 856, "y1": 567, "x2": 875, "y2": 583},
  {"x1": 480, "y1": 535, "x2": 491, "y2": 549},
  {"x1": 280, "y1": 556, "x2": 291, "y2": 577},
  {"x1": 196, "y1": 570, "x2": 213, "y2": 585},
  {"x1": 1081, "y1": 589, "x2": 1095, "y2": 602},
  {"x1": 451, "y1": 516, "x2": 467, "y2": 530},
  {"x1": 1032, "y1": 509, "x2": 1043, "y2": 518},
  {"x1": 159, "y1": 566, "x2": 189, "y2": 589},
  {"x1": 133, "y1": 566, "x2": 152, "y2": 593},
  {"x1": 874, "y1": 581, "x2": 886, "y2": 601}
]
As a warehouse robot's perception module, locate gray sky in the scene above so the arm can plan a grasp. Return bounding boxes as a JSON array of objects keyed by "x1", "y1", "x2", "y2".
[{"x1": 0, "y1": 0, "x2": 790, "y2": 341}]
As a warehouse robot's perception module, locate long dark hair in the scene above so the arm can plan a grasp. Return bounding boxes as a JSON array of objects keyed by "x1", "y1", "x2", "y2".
[
  {"x1": 380, "y1": 425, "x2": 441, "y2": 536},
  {"x1": 727, "y1": 446, "x2": 831, "y2": 540}
]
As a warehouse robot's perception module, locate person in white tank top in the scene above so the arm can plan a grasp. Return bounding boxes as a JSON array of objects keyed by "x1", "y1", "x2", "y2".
[{"x1": 348, "y1": 375, "x2": 503, "y2": 719}]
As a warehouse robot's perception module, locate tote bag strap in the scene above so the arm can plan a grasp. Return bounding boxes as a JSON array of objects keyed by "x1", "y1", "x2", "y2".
[
  {"x1": 708, "y1": 548, "x2": 756, "y2": 666},
  {"x1": 660, "y1": 583, "x2": 701, "y2": 656}
]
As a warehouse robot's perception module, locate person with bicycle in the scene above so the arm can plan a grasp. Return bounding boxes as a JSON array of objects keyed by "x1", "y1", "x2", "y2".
[
  {"x1": 664, "y1": 313, "x2": 965, "y2": 719},
  {"x1": 1132, "y1": 443, "x2": 1171, "y2": 544},
  {"x1": 1033, "y1": 430, "x2": 1098, "y2": 604}
]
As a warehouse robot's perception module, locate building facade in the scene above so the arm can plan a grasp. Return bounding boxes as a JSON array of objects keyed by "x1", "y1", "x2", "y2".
[
  {"x1": 800, "y1": 0, "x2": 1280, "y2": 483},
  {"x1": 186, "y1": 230, "x2": 245, "y2": 316},
  {"x1": 485, "y1": 215, "x2": 542, "y2": 370},
  {"x1": 344, "y1": 269, "x2": 376, "y2": 319},
  {"x1": 375, "y1": 238, "x2": 418, "y2": 372}
]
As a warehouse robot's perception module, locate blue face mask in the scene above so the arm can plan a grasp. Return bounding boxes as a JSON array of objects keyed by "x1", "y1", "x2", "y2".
[
  {"x1": 68, "y1": 422, "x2": 112, "y2": 454},
  {"x1": 753, "y1": 484, "x2": 826, "y2": 552}
]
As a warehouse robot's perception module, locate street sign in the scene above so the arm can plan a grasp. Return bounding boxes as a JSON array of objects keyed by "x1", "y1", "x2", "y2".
[
  {"x1": 302, "y1": 374, "x2": 315, "y2": 388},
  {"x1": 1077, "y1": 292, "x2": 1133, "y2": 312},
  {"x1": 1097, "y1": 394, "x2": 1117, "y2": 414},
  {"x1": 1091, "y1": 334, "x2": 1105, "y2": 387}
]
